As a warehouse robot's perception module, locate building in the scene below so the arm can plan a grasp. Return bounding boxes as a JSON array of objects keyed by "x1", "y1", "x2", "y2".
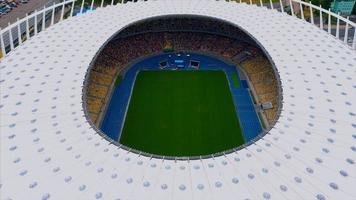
[
  {"x1": 0, "y1": 0, "x2": 355, "y2": 200},
  {"x1": 331, "y1": 0, "x2": 356, "y2": 15}
]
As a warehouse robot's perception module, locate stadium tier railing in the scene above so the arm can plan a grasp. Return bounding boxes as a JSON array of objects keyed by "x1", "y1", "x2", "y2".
[
  {"x1": 0, "y1": 0, "x2": 355, "y2": 160},
  {"x1": 0, "y1": 0, "x2": 355, "y2": 59}
]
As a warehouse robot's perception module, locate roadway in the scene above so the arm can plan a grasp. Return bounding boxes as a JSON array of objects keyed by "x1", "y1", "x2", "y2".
[{"x1": 0, "y1": 0, "x2": 60, "y2": 28}]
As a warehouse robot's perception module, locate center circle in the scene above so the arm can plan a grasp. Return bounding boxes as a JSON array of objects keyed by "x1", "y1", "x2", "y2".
[{"x1": 84, "y1": 16, "x2": 281, "y2": 158}]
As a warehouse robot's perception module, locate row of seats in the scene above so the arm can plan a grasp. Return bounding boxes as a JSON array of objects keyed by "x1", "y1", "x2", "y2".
[
  {"x1": 85, "y1": 31, "x2": 276, "y2": 125},
  {"x1": 86, "y1": 60, "x2": 121, "y2": 124},
  {"x1": 240, "y1": 56, "x2": 279, "y2": 125}
]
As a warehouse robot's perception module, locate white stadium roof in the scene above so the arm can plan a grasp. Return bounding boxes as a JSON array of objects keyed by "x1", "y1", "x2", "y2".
[{"x1": 1, "y1": 0, "x2": 356, "y2": 199}]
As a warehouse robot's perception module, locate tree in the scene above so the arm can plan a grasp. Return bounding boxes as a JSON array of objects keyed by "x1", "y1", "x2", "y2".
[{"x1": 311, "y1": 0, "x2": 332, "y2": 10}]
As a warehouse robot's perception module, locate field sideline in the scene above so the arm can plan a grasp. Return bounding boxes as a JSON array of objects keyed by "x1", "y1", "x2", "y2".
[{"x1": 120, "y1": 70, "x2": 244, "y2": 156}]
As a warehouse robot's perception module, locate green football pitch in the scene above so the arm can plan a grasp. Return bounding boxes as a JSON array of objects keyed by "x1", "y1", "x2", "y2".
[{"x1": 120, "y1": 70, "x2": 244, "y2": 156}]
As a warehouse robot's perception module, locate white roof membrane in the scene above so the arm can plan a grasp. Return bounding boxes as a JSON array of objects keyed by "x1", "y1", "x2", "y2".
[{"x1": 1, "y1": 0, "x2": 356, "y2": 199}]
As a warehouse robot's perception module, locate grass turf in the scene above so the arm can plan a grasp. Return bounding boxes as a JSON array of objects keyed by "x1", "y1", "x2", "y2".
[
  {"x1": 120, "y1": 70, "x2": 244, "y2": 156},
  {"x1": 231, "y1": 71, "x2": 240, "y2": 88},
  {"x1": 114, "y1": 75, "x2": 122, "y2": 86}
]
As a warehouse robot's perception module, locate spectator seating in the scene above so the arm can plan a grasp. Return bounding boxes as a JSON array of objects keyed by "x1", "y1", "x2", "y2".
[
  {"x1": 86, "y1": 31, "x2": 279, "y2": 126},
  {"x1": 240, "y1": 56, "x2": 279, "y2": 125}
]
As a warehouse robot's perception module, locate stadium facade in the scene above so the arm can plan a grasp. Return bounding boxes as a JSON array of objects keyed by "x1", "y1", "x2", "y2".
[{"x1": 0, "y1": 0, "x2": 355, "y2": 199}]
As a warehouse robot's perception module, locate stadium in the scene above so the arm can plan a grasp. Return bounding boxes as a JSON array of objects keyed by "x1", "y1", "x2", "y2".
[
  {"x1": 0, "y1": 0, "x2": 355, "y2": 199},
  {"x1": 86, "y1": 16, "x2": 281, "y2": 157}
]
